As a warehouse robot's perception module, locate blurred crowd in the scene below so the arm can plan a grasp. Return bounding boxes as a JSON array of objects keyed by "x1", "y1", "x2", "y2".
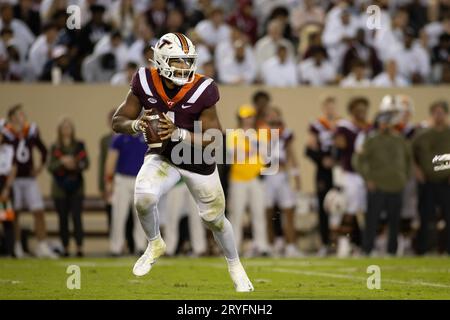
[
  {"x1": 1, "y1": 91, "x2": 450, "y2": 258},
  {"x1": 0, "y1": 0, "x2": 450, "y2": 86}
]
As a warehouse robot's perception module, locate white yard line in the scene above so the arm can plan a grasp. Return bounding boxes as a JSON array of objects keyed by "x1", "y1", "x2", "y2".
[
  {"x1": 271, "y1": 268, "x2": 450, "y2": 289},
  {"x1": 0, "y1": 279, "x2": 22, "y2": 284}
]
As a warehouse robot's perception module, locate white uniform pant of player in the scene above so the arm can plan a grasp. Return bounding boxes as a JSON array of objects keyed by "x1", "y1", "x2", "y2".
[
  {"x1": 228, "y1": 178, "x2": 269, "y2": 253},
  {"x1": 134, "y1": 154, "x2": 226, "y2": 239},
  {"x1": 110, "y1": 174, "x2": 147, "y2": 254},
  {"x1": 264, "y1": 171, "x2": 296, "y2": 209},
  {"x1": 342, "y1": 171, "x2": 367, "y2": 215},
  {"x1": 13, "y1": 178, "x2": 44, "y2": 211},
  {"x1": 162, "y1": 183, "x2": 207, "y2": 255}
]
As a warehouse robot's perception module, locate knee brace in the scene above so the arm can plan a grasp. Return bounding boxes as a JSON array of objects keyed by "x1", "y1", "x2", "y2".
[{"x1": 134, "y1": 193, "x2": 159, "y2": 216}]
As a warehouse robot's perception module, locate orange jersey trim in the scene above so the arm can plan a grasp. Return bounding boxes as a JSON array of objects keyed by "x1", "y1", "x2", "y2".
[
  {"x1": 150, "y1": 68, "x2": 203, "y2": 108},
  {"x1": 5, "y1": 122, "x2": 30, "y2": 138},
  {"x1": 318, "y1": 117, "x2": 333, "y2": 130}
]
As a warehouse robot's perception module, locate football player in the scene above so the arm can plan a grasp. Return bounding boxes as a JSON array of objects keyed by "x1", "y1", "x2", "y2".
[
  {"x1": 2, "y1": 105, "x2": 57, "y2": 259},
  {"x1": 264, "y1": 107, "x2": 302, "y2": 257},
  {"x1": 112, "y1": 33, "x2": 254, "y2": 292},
  {"x1": 305, "y1": 96, "x2": 339, "y2": 256},
  {"x1": 333, "y1": 97, "x2": 371, "y2": 257}
]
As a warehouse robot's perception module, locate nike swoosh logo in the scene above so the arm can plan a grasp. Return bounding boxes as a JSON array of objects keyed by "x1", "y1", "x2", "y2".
[{"x1": 181, "y1": 104, "x2": 192, "y2": 109}]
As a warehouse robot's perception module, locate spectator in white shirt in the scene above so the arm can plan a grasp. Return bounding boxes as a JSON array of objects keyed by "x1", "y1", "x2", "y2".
[
  {"x1": 26, "y1": 22, "x2": 59, "y2": 80},
  {"x1": 424, "y1": 12, "x2": 450, "y2": 49},
  {"x1": 395, "y1": 28, "x2": 431, "y2": 84},
  {"x1": 94, "y1": 31, "x2": 129, "y2": 71},
  {"x1": 215, "y1": 24, "x2": 246, "y2": 65},
  {"x1": 82, "y1": 52, "x2": 117, "y2": 82},
  {"x1": 111, "y1": 61, "x2": 138, "y2": 85},
  {"x1": 290, "y1": 0, "x2": 325, "y2": 35},
  {"x1": 298, "y1": 46, "x2": 336, "y2": 86},
  {"x1": 127, "y1": 22, "x2": 158, "y2": 67},
  {"x1": 0, "y1": 3, "x2": 35, "y2": 62},
  {"x1": 372, "y1": 59, "x2": 409, "y2": 87},
  {"x1": 106, "y1": 0, "x2": 136, "y2": 40},
  {"x1": 261, "y1": 44, "x2": 298, "y2": 87},
  {"x1": 194, "y1": 7, "x2": 231, "y2": 51},
  {"x1": 322, "y1": 7, "x2": 359, "y2": 70},
  {"x1": 217, "y1": 39, "x2": 256, "y2": 85},
  {"x1": 374, "y1": 8, "x2": 409, "y2": 62},
  {"x1": 254, "y1": 19, "x2": 295, "y2": 77},
  {"x1": 340, "y1": 60, "x2": 371, "y2": 87}
]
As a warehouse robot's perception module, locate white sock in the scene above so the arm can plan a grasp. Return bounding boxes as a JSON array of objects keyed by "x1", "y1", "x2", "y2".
[
  {"x1": 135, "y1": 194, "x2": 160, "y2": 241},
  {"x1": 210, "y1": 217, "x2": 240, "y2": 262},
  {"x1": 226, "y1": 257, "x2": 241, "y2": 269}
]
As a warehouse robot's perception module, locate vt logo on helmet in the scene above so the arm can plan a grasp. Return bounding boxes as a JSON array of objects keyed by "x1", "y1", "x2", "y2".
[{"x1": 151, "y1": 33, "x2": 198, "y2": 86}]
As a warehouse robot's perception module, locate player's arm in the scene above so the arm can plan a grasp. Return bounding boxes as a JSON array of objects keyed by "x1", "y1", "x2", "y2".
[
  {"x1": 159, "y1": 105, "x2": 222, "y2": 147},
  {"x1": 34, "y1": 129, "x2": 48, "y2": 176},
  {"x1": 112, "y1": 90, "x2": 153, "y2": 135},
  {"x1": 0, "y1": 164, "x2": 16, "y2": 202},
  {"x1": 304, "y1": 131, "x2": 321, "y2": 164},
  {"x1": 103, "y1": 148, "x2": 119, "y2": 200}
]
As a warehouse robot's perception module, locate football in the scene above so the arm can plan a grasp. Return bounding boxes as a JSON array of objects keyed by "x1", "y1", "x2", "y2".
[{"x1": 142, "y1": 108, "x2": 168, "y2": 153}]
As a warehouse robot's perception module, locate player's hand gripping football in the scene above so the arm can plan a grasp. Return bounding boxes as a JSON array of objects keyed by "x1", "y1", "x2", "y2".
[
  {"x1": 133, "y1": 109, "x2": 152, "y2": 132},
  {"x1": 132, "y1": 109, "x2": 157, "y2": 144},
  {"x1": 158, "y1": 113, "x2": 178, "y2": 141}
]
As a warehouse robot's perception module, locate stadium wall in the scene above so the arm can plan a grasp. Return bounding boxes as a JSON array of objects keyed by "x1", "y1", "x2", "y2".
[{"x1": 1, "y1": 84, "x2": 450, "y2": 197}]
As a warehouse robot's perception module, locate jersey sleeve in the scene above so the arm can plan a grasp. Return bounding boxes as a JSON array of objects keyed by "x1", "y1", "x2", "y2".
[
  {"x1": 201, "y1": 79, "x2": 220, "y2": 109},
  {"x1": 285, "y1": 130, "x2": 294, "y2": 144},
  {"x1": 130, "y1": 69, "x2": 143, "y2": 97},
  {"x1": 308, "y1": 122, "x2": 319, "y2": 135}
]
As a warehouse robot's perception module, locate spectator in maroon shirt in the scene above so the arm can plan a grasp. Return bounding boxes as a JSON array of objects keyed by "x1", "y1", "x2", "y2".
[
  {"x1": 342, "y1": 28, "x2": 382, "y2": 78},
  {"x1": 227, "y1": 0, "x2": 258, "y2": 44}
]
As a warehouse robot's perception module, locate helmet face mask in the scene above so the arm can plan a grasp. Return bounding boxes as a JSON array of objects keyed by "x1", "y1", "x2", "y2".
[
  {"x1": 152, "y1": 33, "x2": 198, "y2": 86},
  {"x1": 379, "y1": 95, "x2": 404, "y2": 126}
]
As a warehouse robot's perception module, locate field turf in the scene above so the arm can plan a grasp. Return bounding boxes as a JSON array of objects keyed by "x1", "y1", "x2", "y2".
[{"x1": 0, "y1": 256, "x2": 449, "y2": 300}]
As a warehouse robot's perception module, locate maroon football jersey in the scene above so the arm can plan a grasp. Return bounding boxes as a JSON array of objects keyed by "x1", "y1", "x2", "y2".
[
  {"x1": 2, "y1": 122, "x2": 48, "y2": 178},
  {"x1": 335, "y1": 119, "x2": 368, "y2": 172},
  {"x1": 309, "y1": 117, "x2": 335, "y2": 155},
  {"x1": 130, "y1": 67, "x2": 220, "y2": 175}
]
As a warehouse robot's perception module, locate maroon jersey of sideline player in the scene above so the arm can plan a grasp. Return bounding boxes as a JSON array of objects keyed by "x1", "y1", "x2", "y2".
[{"x1": 2, "y1": 120, "x2": 47, "y2": 178}]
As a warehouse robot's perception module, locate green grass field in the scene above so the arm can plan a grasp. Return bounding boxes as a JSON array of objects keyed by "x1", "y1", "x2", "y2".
[{"x1": 1, "y1": 256, "x2": 449, "y2": 299}]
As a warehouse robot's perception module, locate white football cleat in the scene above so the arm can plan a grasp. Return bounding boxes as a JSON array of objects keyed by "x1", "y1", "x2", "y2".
[
  {"x1": 35, "y1": 241, "x2": 58, "y2": 259},
  {"x1": 285, "y1": 244, "x2": 304, "y2": 258},
  {"x1": 14, "y1": 242, "x2": 25, "y2": 259},
  {"x1": 133, "y1": 236, "x2": 166, "y2": 277},
  {"x1": 337, "y1": 236, "x2": 351, "y2": 258},
  {"x1": 228, "y1": 262, "x2": 254, "y2": 292}
]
